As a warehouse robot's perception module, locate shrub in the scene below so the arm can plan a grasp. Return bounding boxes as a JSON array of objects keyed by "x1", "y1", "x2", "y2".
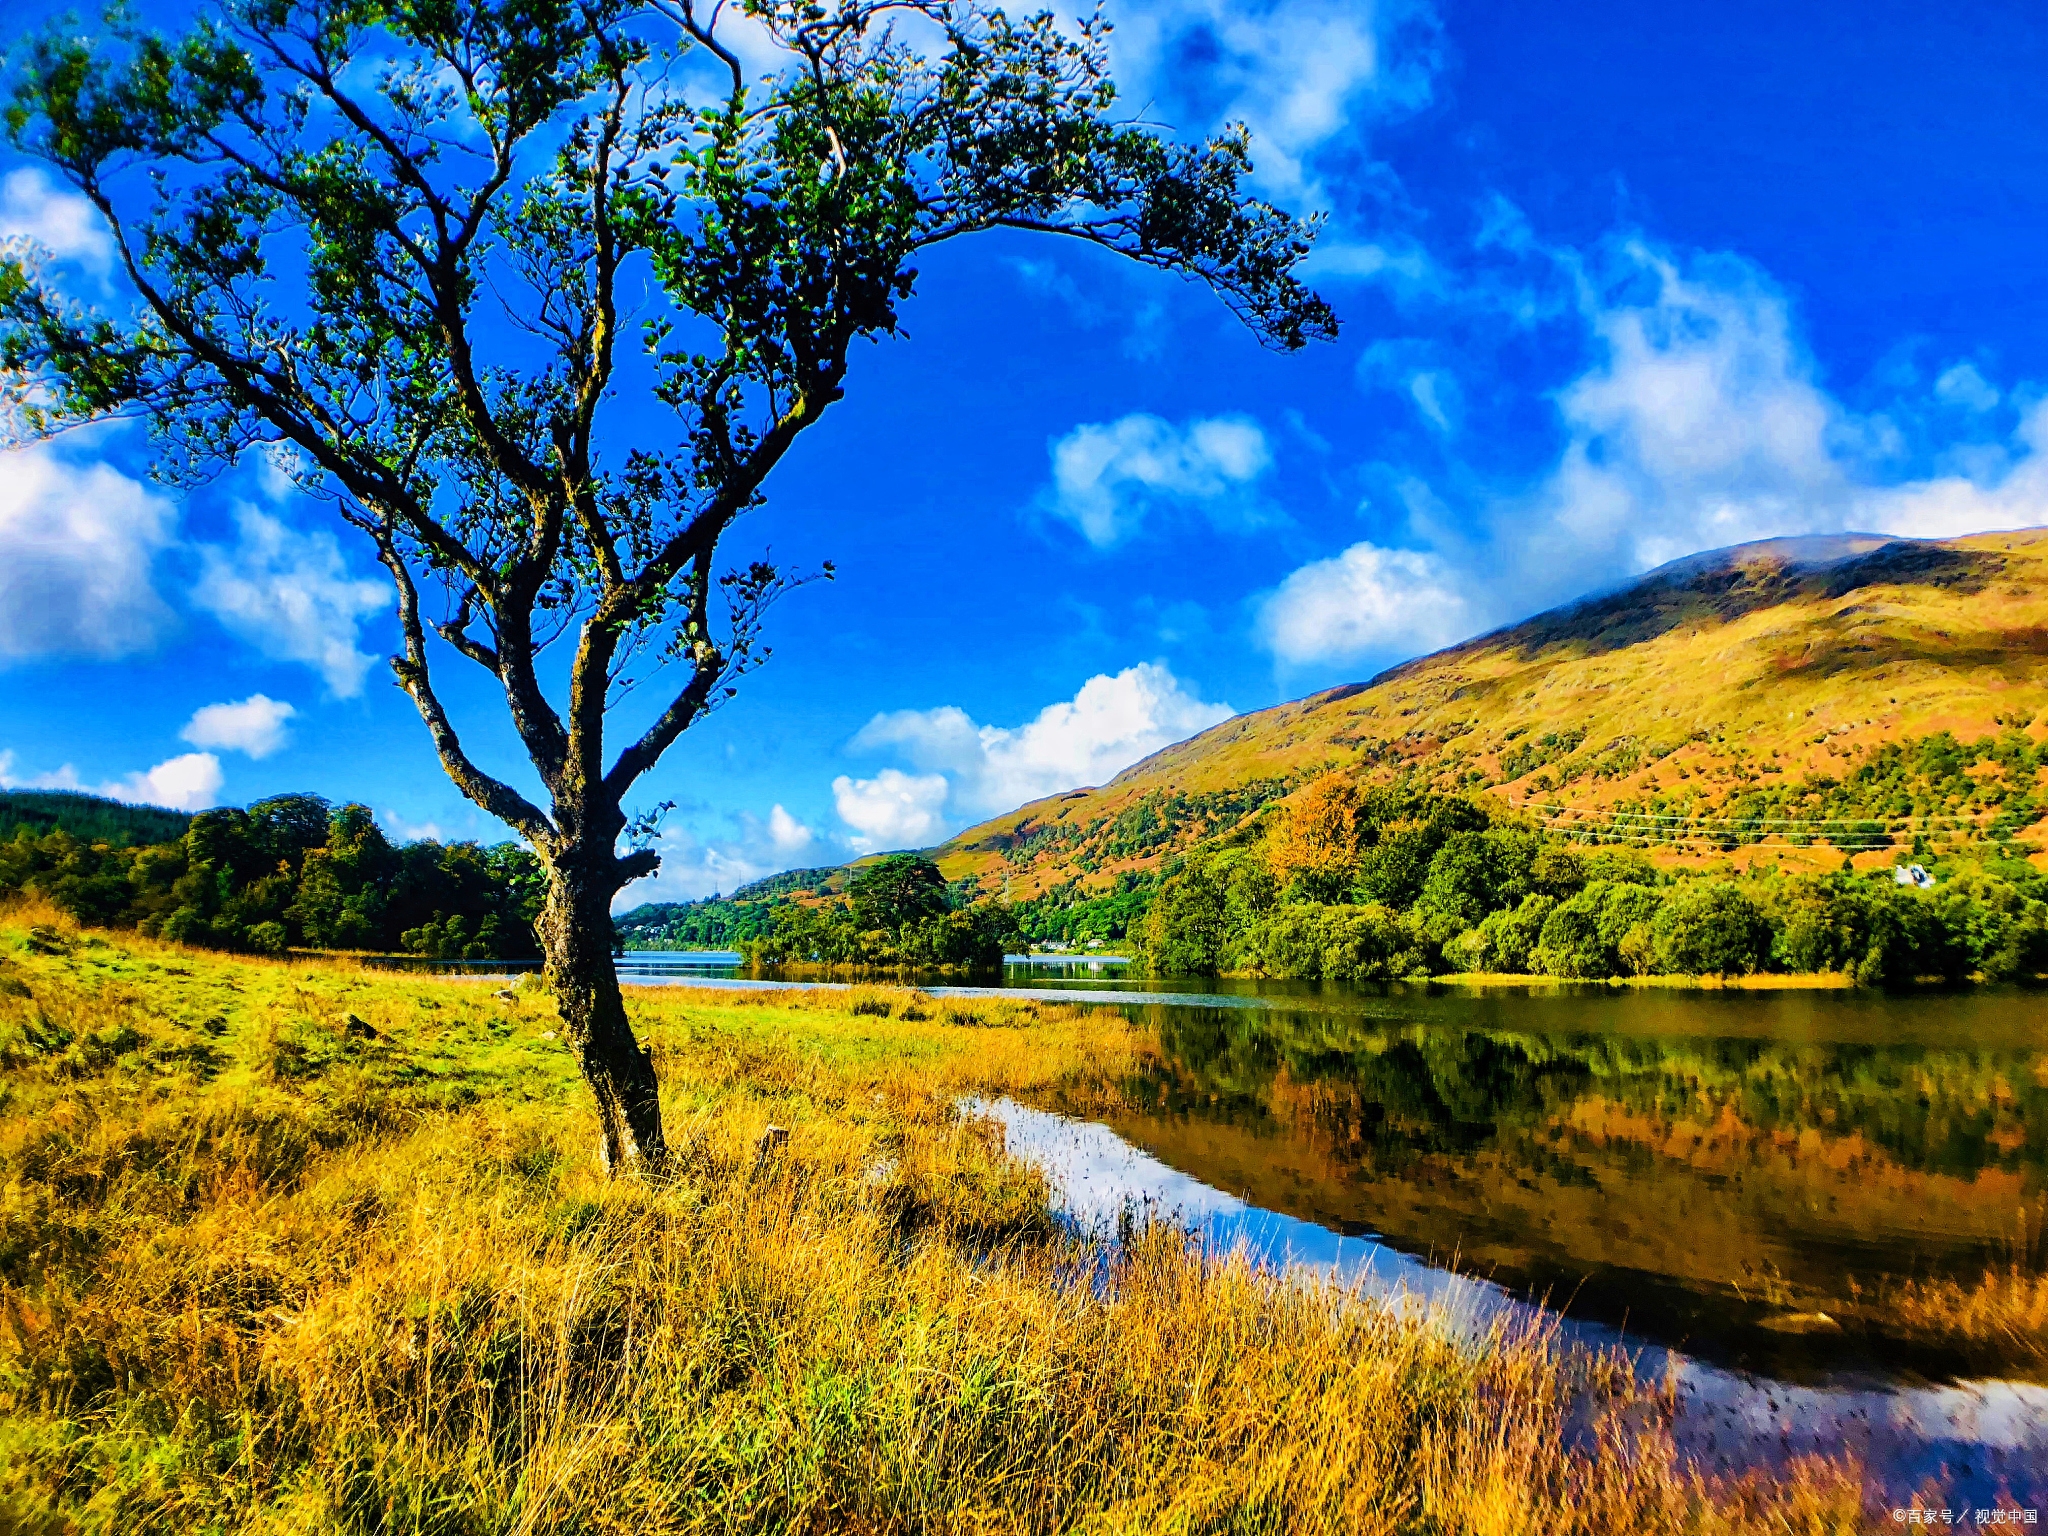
[
  {"x1": 1441, "y1": 926, "x2": 1490, "y2": 974},
  {"x1": 1451, "y1": 895, "x2": 1556, "y2": 974},
  {"x1": 1141, "y1": 862, "x2": 1231, "y2": 977},
  {"x1": 1652, "y1": 882, "x2": 1771, "y2": 976},
  {"x1": 1415, "y1": 829, "x2": 1538, "y2": 928},
  {"x1": 1318, "y1": 904, "x2": 1424, "y2": 981},
  {"x1": 1238, "y1": 903, "x2": 1420, "y2": 981},
  {"x1": 1850, "y1": 886, "x2": 1970, "y2": 987},
  {"x1": 1534, "y1": 899, "x2": 1606, "y2": 979}
]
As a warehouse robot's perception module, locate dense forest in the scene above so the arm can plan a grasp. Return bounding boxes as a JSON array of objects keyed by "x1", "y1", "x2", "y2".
[
  {"x1": 737, "y1": 855, "x2": 1022, "y2": 971},
  {"x1": 0, "y1": 794, "x2": 544, "y2": 958},
  {"x1": 0, "y1": 790, "x2": 194, "y2": 848},
  {"x1": 613, "y1": 866, "x2": 848, "y2": 950},
  {"x1": 621, "y1": 865, "x2": 1151, "y2": 954},
  {"x1": 1138, "y1": 771, "x2": 2048, "y2": 985}
]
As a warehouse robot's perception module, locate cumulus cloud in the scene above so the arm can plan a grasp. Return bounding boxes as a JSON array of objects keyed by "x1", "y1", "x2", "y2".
[
  {"x1": 625, "y1": 803, "x2": 820, "y2": 902},
  {"x1": 849, "y1": 663, "x2": 1233, "y2": 828},
  {"x1": 766, "y1": 803, "x2": 814, "y2": 854},
  {"x1": 0, "y1": 752, "x2": 82, "y2": 793},
  {"x1": 181, "y1": 695, "x2": 297, "y2": 759},
  {"x1": 380, "y1": 811, "x2": 448, "y2": 844},
  {"x1": 102, "y1": 753, "x2": 225, "y2": 812},
  {"x1": 1257, "y1": 235, "x2": 2048, "y2": 671},
  {"x1": 0, "y1": 443, "x2": 177, "y2": 661},
  {"x1": 0, "y1": 168, "x2": 114, "y2": 277},
  {"x1": 832, "y1": 770, "x2": 951, "y2": 853},
  {"x1": 1043, "y1": 413, "x2": 1273, "y2": 547},
  {"x1": 1109, "y1": 0, "x2": 1442, "y2": 198},
  {"x1": 0, "y1": 747, "x2": 223, "y2": 812},
  {"x1": 1257, "y1": 544, "x2": 1472, "y2": 665},
  {"x1": 192, "y1": 507, "x2": 389, "y2": 696}
]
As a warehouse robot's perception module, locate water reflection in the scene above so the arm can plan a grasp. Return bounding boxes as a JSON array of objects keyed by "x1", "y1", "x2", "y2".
[
  {"x1": 1068, "y1": 992, "x2": 2048, "y2": 1385},
  {"x1": 977, "y1": 1096, "x2": 2048, "y2": 1509},
  {"x1": 365, "y1": 950, "x2": 1135, "y2": 988}
]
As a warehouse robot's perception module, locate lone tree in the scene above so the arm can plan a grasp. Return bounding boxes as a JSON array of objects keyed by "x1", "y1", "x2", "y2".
[{"x1": 2, "y1": 0, "x2": 1335, "y2": 1173}]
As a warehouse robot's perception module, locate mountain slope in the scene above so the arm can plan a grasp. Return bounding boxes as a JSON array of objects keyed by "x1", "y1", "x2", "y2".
[
  {"x1": 0, "y1": 790, "x2": 194, "y2": 847},
  {"x1": 935, "y1": 528, "x2": 2048, "y2": 896}
]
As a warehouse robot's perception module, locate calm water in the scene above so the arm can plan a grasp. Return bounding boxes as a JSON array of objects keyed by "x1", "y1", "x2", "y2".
[
  {"x1": 390, "y1": 951, "x2": 2048, "y2": 1504},
  {"x1": 1078, "y1": 986, "x2": 2048, "y2": 1385},
  {"x1": 978, "y1": 977, "x2": 2048, "y2": 1507}
]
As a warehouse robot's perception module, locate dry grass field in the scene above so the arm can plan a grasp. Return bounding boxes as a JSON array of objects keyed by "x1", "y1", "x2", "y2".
[{"x1": 0, "y1": 901, "x2": 1888, "y2": 1532}]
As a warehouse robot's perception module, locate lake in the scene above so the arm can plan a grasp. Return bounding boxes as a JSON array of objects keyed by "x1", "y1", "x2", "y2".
[
  {"x1": 431, "y1": 952, "x2": 2048, "y2": 1379},
  {"x1": 404, "y1": 951, "x2": 2048, "y2": 1505},
  {"x1": 989, "y1": 973, "x2": 2048, "y2": 1506}
]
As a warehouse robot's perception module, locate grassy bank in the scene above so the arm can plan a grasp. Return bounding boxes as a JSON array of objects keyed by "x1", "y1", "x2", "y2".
[{"x1": 0, "y1": 902, "x2": 1876, "y2": 1532}]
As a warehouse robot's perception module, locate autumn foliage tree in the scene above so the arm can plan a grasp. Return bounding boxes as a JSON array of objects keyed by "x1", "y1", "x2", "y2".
[
  {"x1": 1266, "y1": 774, "x2": 1369, "y2": 901},
  {"x1": 2, "y1": 0, "x2": 1336, "y2": 1173}
]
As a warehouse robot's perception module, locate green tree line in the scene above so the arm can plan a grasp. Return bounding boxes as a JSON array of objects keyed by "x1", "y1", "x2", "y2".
[
  {"x1": 613, "y1": 868, "x2": 848, "y2": 951},
  {"x1": 0, "y1": 790, "x2": 193, "y2": 848},
  {"x1": 1, "y1": 796, "x2": 544, "y2": 959},
  {"x1": 740, "y1": 855, "x2": 1022, "y2": 972},
  {"x1": 1140, "y1": 775, "x2": 2048, "y2": 986}
]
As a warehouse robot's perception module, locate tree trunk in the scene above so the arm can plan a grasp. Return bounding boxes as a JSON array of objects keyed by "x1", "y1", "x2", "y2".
[{"x1": 537, "y1": 858, "x2": 667, "y2": 1175}]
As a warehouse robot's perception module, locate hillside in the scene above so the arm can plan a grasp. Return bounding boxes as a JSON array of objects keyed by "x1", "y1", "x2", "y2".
[
  {"x1": 935, "y1": 529, "x2": 2048, "y2": 899},
  {"x1": 0, "y1": 789, "x2": 194, "y2": 847},
  {"x1": 613, "y1": 866, "x2": 849, "y2": 949}
]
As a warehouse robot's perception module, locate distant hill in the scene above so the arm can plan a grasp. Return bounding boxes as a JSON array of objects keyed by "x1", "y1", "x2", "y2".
[
  {"x1": 614, "y1": 867, "x2": 849, "y2": 949},
  {"x1": 0, "y1": 789, "x2": 194, "y2": 847},
  {"x1": 934, "y1": 528, "x2": 2048, "y2": 898}
]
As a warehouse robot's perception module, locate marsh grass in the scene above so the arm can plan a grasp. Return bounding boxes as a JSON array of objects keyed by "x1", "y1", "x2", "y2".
[
  {"x1": 1870, "y1": 1212, "x2": 2048, "y2": 1364},
  {"x1": 0, "y1": 908, "x2": 1874, "y2": 1532}
]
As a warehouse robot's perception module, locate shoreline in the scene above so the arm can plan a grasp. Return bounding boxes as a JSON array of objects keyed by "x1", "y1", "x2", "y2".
[{"x1": 7, "y1": 910, "x2": 2046, "y2": 1521}]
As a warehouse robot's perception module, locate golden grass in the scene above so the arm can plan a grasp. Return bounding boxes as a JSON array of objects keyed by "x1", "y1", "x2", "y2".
[
  {"x1": 1871, "y1": 1213, "x2": 2048, "y2": 1364},
  {"x1": 0, "y1": 916, "x2": 1877, "y2": 1533},
  {"x1": 1880, "y1": 1268, "x2": 2048, "y2": 1363}
]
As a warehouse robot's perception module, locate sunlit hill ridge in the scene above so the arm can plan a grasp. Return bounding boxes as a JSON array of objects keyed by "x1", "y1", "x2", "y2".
[{"x1": 936, "y1": 528, "x2": 2048, "y2": 898}]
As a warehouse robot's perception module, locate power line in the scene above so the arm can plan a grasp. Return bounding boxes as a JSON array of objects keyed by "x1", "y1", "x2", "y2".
[
  {"x1": 1524, "y1": 802, "x2": 1998, "y2": 829},
  {"x1": 1526, "y1": 810, "x2": 2014, "y2": 852}
]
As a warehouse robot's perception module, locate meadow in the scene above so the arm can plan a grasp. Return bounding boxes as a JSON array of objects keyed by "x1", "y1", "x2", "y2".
[{"x1": 0, "y1": 899, "x2": 1880, "y2": 1533}]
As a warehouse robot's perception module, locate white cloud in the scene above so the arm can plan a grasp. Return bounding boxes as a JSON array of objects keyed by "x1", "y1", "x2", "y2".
[
  {"x1": 2, "y1": 747, "x2": 224, "y2": 812},
  {"x1": 192, "y1": 507, "x2": 388, "y2": 696},
  {"x1": 850, "y1": 662, "x2": 1233, "y2": 821},
  {"x1": 1108, "y1": 0, "x2": 1442, "y2": 198},
  {"x1": 1257, "y1": 234, "x2": 2048, "y2": 671},
  {"x1": 0, "y1": 443, "x2": 176, "y2": 661},
  {"x1": 1934, "y1": 363, "x2": 2000, "y2": 415},
  {"x1": 102, "y1": 753, "x2": 224, "y2": 812},
  {"x1": 0, "y1": 168, "x2": 114, "y2": 277},
  {"x1": 1044, "y1": 413, "x2": 1273, "y2": 547},
  {"x1": 0, "y1": 751, "x2": 83, "y2": 793},
  {"x1": 181, "y1": 695, "x2": 297, "y2": 759},
  {"x1": 832, "y1": 770, "x2": 950, "y2": 853},
  {"x1": 766, "y1": 803, "x2": 814, "y2": 854},
  {"x1": 622, "y1": 802, "x2": 821, "y2": 902},
  {"x1": 380, "y1": 811, "x2": 448, "y2": 844},
  {"x1": 1256, "y1": 543, "x2": 1472, "y2": 666}
]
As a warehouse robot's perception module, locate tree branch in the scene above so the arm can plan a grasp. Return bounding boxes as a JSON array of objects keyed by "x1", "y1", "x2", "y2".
[{"x1": 353, "y1": 508, "x2": 559, "y2": 847}]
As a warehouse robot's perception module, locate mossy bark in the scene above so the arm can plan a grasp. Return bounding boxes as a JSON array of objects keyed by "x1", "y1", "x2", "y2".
[{"x1": 538, "y1": 856, "x2": 666, "y2": 1174}]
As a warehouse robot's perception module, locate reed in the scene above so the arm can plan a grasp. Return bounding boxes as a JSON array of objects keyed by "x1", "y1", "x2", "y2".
[
  {"x1": 0, "y1": 913, "x2": 1871, "y2": 1532},
  {"x1": 1873, "y1": 1211, "x2": 2048, "y2": 1363}
]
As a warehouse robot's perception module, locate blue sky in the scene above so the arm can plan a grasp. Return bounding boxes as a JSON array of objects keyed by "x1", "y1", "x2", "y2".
[{"x1": 3, "y1": 0, "x2": 2046, "y2": 900}]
